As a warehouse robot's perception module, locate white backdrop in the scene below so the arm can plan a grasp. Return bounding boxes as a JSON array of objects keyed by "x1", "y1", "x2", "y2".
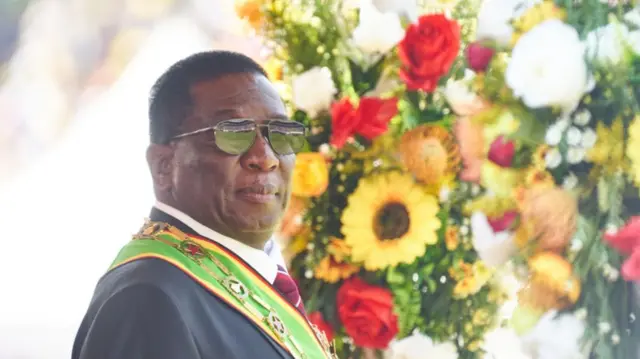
[{"x1": 0, "y1": 17, "x2": 256, "y2": 358}]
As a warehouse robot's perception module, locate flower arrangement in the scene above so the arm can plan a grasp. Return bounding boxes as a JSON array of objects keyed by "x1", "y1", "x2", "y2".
[
  {"x1": 235, "y1": 0, "x2": 640, "y2": 358},
  {"x1": 459, "y1": 0, "x2": 640, "y2": 358}
]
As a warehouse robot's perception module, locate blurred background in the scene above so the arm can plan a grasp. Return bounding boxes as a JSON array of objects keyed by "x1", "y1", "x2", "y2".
[{"x1": 0, "y1": 0, "x2": 265, "y2": 357}]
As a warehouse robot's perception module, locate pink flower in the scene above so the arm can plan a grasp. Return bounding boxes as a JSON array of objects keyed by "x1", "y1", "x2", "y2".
[
  {"x1": 466, "y1": 42, "x2": 495, "y2": 72},
  {"x1": 487, "y1": 135, "x2": 515, "y2": 167},
  {"x1": 604, "y1": 217, "x2": 640, "y2": 255}
]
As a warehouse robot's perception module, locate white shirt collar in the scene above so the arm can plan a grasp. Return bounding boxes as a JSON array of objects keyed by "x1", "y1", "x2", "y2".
[{"x1": 154, "y1": 201, "x2": 279, "y2": 283}]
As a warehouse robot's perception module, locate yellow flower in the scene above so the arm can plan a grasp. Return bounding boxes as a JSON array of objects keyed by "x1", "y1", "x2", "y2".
[
  {"x1": 524, "y1": 168, "x2": 555, "y2": 188},
  {"x1": 291, "y1": 153, "x2": 329, "y2": 197},
  {"x1": 511, "y1": 0, "x2": 566, "y2": 45},
  {"x1": 341, "y1": 171, "x2": 441, "y2": 270},
  {"x1": 472, "y1": 309, "x2": 490, "y2": 326},
  {"x1": 531, "y1": 145, "x2": 551, "y2": 169},
  {"x1": 518, "y1": 252, "x2": 581, "y2": 311},
  {"x1": 464, "y1": 195, "x2": 517, "y2": 218},
  {"x1": 452, "y1": 261, "x2": 493, "y2": 298},
  {"x1": 286, "y1": 227, "x2": 311, "y2": 257},
  {"x1": 480, "y1": 161, "x2": 525, "y2": 197},
  {"x1": 278, "y1": 196, "x2": 307, "y2": 239},
  {"x1": 314, "y1": 238, "x2": 360, "y2": 283},
  {"x1": 398, "y1": 125, "x2": 461, "y2": 185},
  {"x1": 588, "y1": 118, "x2": 625, "y2": 173},
  {"x1": 445, "y1": 226, "x2": 459, "y2": 250},
  {"x1": 467, "y1": 340, "x2": 482, "y2": 352},
  {"x1": 263, "y1": 57, "x2": 283, "y2": 82},
  {"x1": 235, "y1": 0, "x2": 264, "y2": 31},
  {"x1": 627, "y1": 115, "x2": 640, "y2": 187}
]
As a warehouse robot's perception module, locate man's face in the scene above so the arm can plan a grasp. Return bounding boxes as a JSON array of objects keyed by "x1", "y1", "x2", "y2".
[{"x1": 159, "y1": 72, "x2": 294, "y2": 248}]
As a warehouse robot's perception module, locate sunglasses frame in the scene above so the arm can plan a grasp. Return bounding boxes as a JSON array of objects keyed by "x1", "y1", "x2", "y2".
[{"x1": 172, "y1": 118, "x2": 307, "y2": 155}]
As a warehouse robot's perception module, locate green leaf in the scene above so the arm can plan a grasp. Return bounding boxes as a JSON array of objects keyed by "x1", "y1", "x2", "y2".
[
  {"x1": 426, "y1": 278, "x2": 437, "y2": 293},
  {"x1": 422, "y1": 263, "x2": 436, "y2": 278},
  {"x1": 386, "y1": 267, "x2": 406, "y2": 285}
]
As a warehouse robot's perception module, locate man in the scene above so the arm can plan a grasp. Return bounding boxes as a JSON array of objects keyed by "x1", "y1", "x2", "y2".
[{"x1": 72, "y1": 51, "x2": 334, "y2": 359}]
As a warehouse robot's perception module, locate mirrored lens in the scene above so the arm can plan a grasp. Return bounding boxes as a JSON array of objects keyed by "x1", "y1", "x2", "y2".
[
  {"x1": 268, "y1": 121, "x2": 306, "y2": 155},
  {"x1": 214, "y1": 120, "x2": 257, "y2": 155}
]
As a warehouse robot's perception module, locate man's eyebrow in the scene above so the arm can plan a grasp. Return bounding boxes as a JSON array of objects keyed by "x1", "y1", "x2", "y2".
[{"x1": 210, "y1": 109, "x2": 290, "y2": 121}]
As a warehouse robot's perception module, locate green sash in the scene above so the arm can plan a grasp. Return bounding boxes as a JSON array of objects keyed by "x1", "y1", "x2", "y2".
[{"x1": 108, "y1": 221, "x2": 335, "y2": 359}]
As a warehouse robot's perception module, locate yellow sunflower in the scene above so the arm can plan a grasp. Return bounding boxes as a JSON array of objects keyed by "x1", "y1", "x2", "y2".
[
  {"x1": 398, "y1": 125, "x2": 461, "y2": 186},
  {"x1": 341, "y1": 171, "x2": 441, "y2": 270}
]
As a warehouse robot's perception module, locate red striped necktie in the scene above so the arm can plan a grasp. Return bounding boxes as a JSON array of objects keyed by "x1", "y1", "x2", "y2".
[{"x1": 273, "y1": 265, "x2": 306, "y2": 315}]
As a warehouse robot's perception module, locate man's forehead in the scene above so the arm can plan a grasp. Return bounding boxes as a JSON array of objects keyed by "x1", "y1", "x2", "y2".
[
  {"x1": 191, "y1": 73, "x2": 279, "y2": 104},
  {"x1": 187, "y1": 73, "x2": 286, "y2": 123}
]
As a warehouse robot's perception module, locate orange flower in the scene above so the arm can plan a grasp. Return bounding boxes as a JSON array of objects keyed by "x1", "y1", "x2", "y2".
[
  {"x1": 398, "y1": 125, "x2": 460, "y2": 185},
  {"x1": 445, "y1": 226, "x2": 459, "y2": 250},
  {"x1": 453, "y1": 117, "x2": 484, "y2": 183},
  {"x1": 315, "y1": 239, "x2": 360, "y2": 283},
  {"x1": 235, "y1": 0, "x2": 264, "y2": 31},
  {"x1": 518, "y1": 252, "x2": 580, "y2": 311},
  {"x1": 515, "y1": 185, "x2": 577, "y2": 252},
  {"x1": 291, "y1": 153, "x2": 329, "y2": 197}
]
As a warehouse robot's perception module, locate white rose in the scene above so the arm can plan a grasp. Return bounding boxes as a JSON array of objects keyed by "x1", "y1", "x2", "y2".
[
  {"x1": 476, "y1": 0, "x2": 534, "y2": 47},
  {"x1": 506, "y1": 20, "x2": 593, "y2": 115},
  {"x1": 624, "y1": 7, "x2": 640, "y2": 27},
  {"x1": 388, "y1": 334, "x2": 458, "y2": 359},
  {"x1": 585, "y1": 23, "x2": 631, "y2": 64},
  {"x1": 470, "y1": 212, "x2": 517, "y2": 268},
  {"x1": 626, "y1": 30, "x2": 640, "y2": 54},
  {"x1": 372, "y1": 0, "x2": 419, "y2": 22},
  {"x1": 443, "y1": 70, "x2": 487, "y2": 116},
  {"x1": 291, "y1": 67, "x2": 337, "y2": 116},
  {"x1": 482, "y1": 328, "x2": 530, "y2": 359},
  {"x1": 352, "y1": 0, "x2": 405, "y2": 55},
  {"x1": 521, "y1": 311, "x2": 590, "y2": 359}
]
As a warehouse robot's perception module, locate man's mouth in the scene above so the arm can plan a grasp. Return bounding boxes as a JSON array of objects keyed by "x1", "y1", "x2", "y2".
[{"x1": 236, "y1": 184, "x2": 279, "y2": 204}]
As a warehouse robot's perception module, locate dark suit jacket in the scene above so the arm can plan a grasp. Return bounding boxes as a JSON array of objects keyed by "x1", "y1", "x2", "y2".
[{"x1": 71, "y1": 209, "x2": 294, "y2": 359}]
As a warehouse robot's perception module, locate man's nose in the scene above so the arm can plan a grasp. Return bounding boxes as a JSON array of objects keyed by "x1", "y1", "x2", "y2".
[{"x1": 241, "y1": 130, "x2": 279, "y2": 172}]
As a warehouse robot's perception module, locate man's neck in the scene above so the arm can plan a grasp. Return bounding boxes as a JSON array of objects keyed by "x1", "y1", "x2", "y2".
[{"x1": 152, "y1": 201, "x2": 271, "y2": 250}]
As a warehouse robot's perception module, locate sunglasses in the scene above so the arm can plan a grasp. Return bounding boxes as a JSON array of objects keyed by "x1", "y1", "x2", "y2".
[{"x1": 173, "y1": 119, "x2": 307, "y2": 156}]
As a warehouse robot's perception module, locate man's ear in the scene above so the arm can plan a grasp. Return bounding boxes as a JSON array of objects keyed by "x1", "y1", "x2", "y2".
[{"x1": 146, "y1": 144, "x2": 174, "y2": 193}]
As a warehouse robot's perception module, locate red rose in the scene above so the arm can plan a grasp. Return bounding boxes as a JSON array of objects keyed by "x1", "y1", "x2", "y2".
[
  {"x1": 337, "y1": 277, "x2": 398, "y2": 349},
  {"x1": 308, "y1": 312, "x2": 335, "y2": 342},
  {"x1": 487, "y1": 210, "x2": 519, "y2": 232},
  {"x1": 398, "y1": 14, "x2": 460, "y2": 92},
  {"x1": 330, "y1": 98, "x2": 358, "y2": 148},
  {"x1": 604, "y1": 217, "x2": 640, "y2": 255},
  {"x1": 622, "y1": 248, "x2": 640, "y2": 281},
  {"x1": 330, "y1": 97, "x2": 398, "y2": 148},
  {"x1": 487, "y1": 135, "x2": 515, "y2": 167},
  {"x1": 355, "y1": 97, "x2": 398, "y2": 140},
  {"x1": 466, "y1": 42, "x2": 495, "y2": 72}
]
